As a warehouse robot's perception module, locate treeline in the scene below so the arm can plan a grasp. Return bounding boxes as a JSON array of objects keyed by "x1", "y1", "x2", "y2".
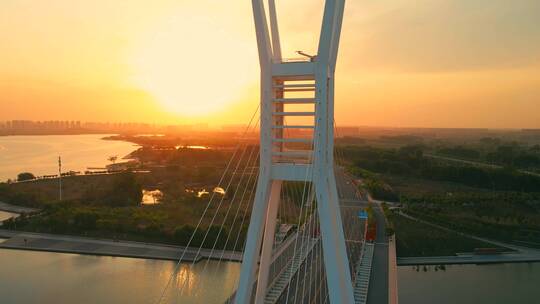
[
  {"x1": 0, "y1": 172, "x2": 143, "y2": 208},
  {"x1": 437, "y1": 146, "x2": 480, "y2": 160},
  {"x1": 173, "y1": 224, "x2": 232, "y2": 249},
  {"x1": 130, "y1": 146, "x2": 231, "y2": 166},
  {"x1": 347, "y1": 167, "x2": 399, "y2": 201},
  {"x1": 1, "y1": 171, "x2": 248, "y2": 249},
  {"x1": 81, "y1": 172, "x2": 142, "y2": 207},
  {"x1": 403, "y1": 192, "x2": 540, "y2": 247},
  {"x1": 436, "y1": 141, "x2": 540, "y2": 170},
  {"x1": 3, "y1": 202, "x2": 236, "y2": 249},
  {"x1": 341, "y1": 145, "x2": 540, "y2": 192}
]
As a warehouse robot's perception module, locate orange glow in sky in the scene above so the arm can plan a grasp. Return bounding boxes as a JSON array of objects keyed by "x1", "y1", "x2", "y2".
[
  {"x1": 129, "y1": 2, "x2": 258, "y2": 117},
  {"x1": 1, "y1": 0, "x2": 539, "y2": 128}
]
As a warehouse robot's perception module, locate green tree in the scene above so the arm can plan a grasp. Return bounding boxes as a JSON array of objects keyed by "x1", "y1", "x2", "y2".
[
  {"x1": 17, "y1": 172, "x2": 35, "y2": 182},
  {"x1": 74, "y1": 211, "x2": 99, "y2": 230},
  {"x1": 102, "y1": 172, "x2": 143, "y2": 207},
  {"x1": 203, "y1": 225, "x2": 228, "y2": 249},
  {"x1": 174, "y1": 225, "x2": 196, "y2": 245}
]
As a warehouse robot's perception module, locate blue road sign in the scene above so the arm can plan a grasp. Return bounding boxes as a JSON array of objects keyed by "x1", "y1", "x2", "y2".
[{"x1": 358, "y1": 210, "x2": 368, "y2": 219}]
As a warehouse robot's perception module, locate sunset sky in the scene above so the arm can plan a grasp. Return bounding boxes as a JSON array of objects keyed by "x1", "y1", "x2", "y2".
[{"x1": 1, "y1": 0, "x2": 539, "y2": 128}]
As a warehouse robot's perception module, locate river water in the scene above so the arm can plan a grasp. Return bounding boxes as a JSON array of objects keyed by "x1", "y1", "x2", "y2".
[
  {"x1": 0, "y1": 134, "x2": 138, "y2": 181},
  {"x1": 1, "y1": 211, "x2": 237, "y2": 303},
  {"x1": 399, "y1": 263, "x2": 540, "y2": 304},
  {"x1": 0, "y1": 248, "x2": 240, "y2": 304},
  {"x1": 0, "y1": 244, "x2": 538, "y2": 304}
]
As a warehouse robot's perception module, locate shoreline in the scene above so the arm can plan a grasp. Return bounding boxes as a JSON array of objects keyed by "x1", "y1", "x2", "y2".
[
  {"x1": 0, "y1": 229, "x2": 242, "y2": 263},
  {"x1": 0, "y1": 134, "x2": 139, "y2": 182},
  {"x1": 0, "y1": 132, "x2": 117, "y2": 137},
  {"x1": 1, "y1": 225, "x2": 540, "y2": 266},
  {"x1": 397, "y1": 255, "x2": 540, "y2": 266},
  {"x1": 3, "y1": 226, "x2": 539, "y2": 266}
]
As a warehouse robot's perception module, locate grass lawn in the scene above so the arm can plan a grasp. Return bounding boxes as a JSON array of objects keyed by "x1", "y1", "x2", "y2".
[{"x1": 393, "y1": 213, "x2": 502, "y2": 257}]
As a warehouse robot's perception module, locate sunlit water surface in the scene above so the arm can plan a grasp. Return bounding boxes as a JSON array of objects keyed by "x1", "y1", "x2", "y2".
[
  {"x1": 142, "y1": 189, "x2": 164, "y2": 205},
  {"x1": 0, "y1": 134, "x2": 138, "y2": 181},
  {"x1": 1, "y1": 245, "x2": 538, "y2": 304},
  {"x1": 0, "y1": 211, "x2": 18, "y2": 222},
  {"x1": 399, "y1": 263, "x2": 540, "y2": 304},
  {"x1": 0, "y1": 249, "x2": 240, "y2": 304}
]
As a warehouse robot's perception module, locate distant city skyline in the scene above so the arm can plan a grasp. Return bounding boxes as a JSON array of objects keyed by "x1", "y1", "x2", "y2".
[
  {"x1": 2, "y1": 119, "x2": 539, "y2": 135},
  {"x1": 1, "y1": 0, "x2": 540, "y2": 128}
]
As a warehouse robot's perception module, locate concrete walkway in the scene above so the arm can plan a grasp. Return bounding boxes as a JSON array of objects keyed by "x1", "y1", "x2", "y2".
[
  {"x1": 398, "y1": 254, "x2": 540, "y2": 266},
  {"x1": 0, "y1": 229, "x2": 242, "y2": 263}
]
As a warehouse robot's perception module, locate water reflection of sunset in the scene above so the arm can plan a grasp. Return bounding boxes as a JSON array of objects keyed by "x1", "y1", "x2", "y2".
[
  {"x1": 175, "y1": 145, "x2": 210, "y2": 150},
  {"x1": 176, "y1": 264, "x2": 198, "y2": 296},
  {"x1": 167, "y1": 260, "x2": 241, "y2": 301}
]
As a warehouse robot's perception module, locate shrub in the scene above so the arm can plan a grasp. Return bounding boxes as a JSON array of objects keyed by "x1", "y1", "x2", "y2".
[
  {"x1": 17, "y1": 172, "x2": 35, "y2": 182},
  {"x1": 174, "y1": 225, "x2": 196, "y2": 245},
  {"x1": 74, "y1": 211, "x2": 99, "y2": 230},
  {"x1": 95, "y1": 172, "x2": 143, "y2": 207}
]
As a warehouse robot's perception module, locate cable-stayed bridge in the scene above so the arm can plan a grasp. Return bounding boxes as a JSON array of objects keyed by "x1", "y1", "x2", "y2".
[
  {"x1": 153, "y1": 156, "x2": 396, "y2": 303},
  {"x1": 156, "y1": 1, "x2": 398, "y2": 303},
  {"x1": 223, "y1": 167, "x2": 383, "y2": 304}
]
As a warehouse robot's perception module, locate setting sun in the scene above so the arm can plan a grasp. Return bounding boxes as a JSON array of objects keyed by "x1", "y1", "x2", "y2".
[{"x1": 129, "y1": 3, "x2": 258, "y2": 117}]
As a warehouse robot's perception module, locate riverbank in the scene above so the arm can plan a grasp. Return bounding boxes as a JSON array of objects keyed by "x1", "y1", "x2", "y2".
[
  {"x1": 398, "y1": 254, "x2": 540, "y2": 266},
  {"x1": 0, "y1": 229, "x2": 242, "y2": 263},
  {"x1": 0, "y1": 201, "x2": 39, "y2": 214}
]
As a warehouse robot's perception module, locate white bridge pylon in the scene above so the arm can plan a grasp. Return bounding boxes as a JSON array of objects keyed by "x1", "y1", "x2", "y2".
[{"x1": 236, "y1": 0, "x2": 354, "y2": 303}]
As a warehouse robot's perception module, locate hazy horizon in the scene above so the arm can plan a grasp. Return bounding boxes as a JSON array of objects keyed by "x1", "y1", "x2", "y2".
[
  {"x1": 2, "y1": 0, "x2": 539, "y2": 128},
  {"x1": 2, "y1": 119, "x2": 539, "y2": 131}
]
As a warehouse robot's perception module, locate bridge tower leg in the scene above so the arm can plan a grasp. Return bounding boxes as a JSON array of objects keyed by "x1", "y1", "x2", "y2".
[{"x1": 236, "y1": 1, "x2": 353, "y2": 303}]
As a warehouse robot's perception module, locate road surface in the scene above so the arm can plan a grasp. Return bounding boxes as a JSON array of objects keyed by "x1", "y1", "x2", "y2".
[{"x1": 366, "y1": 200, "x2": 389, "y2": 304}]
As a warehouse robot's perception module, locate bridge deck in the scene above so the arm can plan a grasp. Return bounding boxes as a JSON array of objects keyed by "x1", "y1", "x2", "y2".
[
  {"x1": 264, "y1": 237, "x2": 319, "y2": 304},
  {"x1": 354, "y1": 242, "x2": 374, "y2": 304},
  {"x1": 227, "y1": 167, "x2": 374, "y2": 303}
]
